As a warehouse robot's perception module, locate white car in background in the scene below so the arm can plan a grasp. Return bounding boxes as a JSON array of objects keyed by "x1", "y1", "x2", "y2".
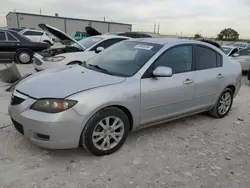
[
  {"x1": 221, "y1": 45, "x2": 239, "y2": 56},
  {"x1": 227, "y1": 42, "x2": 250, "y2": 50},
  {"x1": 33, "y1": 24, "x2": 129, "y2": 71},
  {"x1": 19, "y1": 29, "x2": 55, "y2": 46},
  {"x1": 230, "y1": 48, "x2": 250, "y2": 71}
]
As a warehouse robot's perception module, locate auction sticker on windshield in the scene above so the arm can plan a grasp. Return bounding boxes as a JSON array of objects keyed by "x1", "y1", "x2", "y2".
[{"x1": 134, "y1": 45, "x2": 153, "y2": 50}]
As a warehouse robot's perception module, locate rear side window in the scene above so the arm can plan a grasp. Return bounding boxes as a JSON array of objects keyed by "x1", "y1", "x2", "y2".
[
  {"x1": 0, "y1": 32, "x2": 6, "y2": 41},
  {"x1": 7, "y1": 33, "x2": 17, "y2": 41},
  {"x1": 195, "y1": 46, "x2": 218, "y2": 70}
]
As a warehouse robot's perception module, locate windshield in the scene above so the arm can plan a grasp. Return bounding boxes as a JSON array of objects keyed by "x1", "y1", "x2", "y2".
[
  {"x1": 222, "y1": 47, "x2": 232, "y2": 55},
  {"x1": 71, "y1": 36, "x2": 103, "y2": 49},
  {"x1": 85, "y1": 41, "x2": 163, "y2": 77},
  {"x1": 229, "y1": 42, "x2": 247, "y2": 48}
]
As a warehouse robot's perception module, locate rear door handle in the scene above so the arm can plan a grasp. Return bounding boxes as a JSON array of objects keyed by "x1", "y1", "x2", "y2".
[
  {"x1": 183, "y1": 78, "x2": 194, "y2": 85},
  {"x1": 217, "y1": 73, "x2": 224, "y2": 79}
]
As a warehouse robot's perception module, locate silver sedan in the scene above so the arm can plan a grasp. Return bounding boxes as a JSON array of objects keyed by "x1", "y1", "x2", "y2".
[{"x1": 9, "y1": 38, "x2": 242, "y2": 156}]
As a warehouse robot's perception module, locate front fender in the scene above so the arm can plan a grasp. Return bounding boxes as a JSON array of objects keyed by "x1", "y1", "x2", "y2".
[{"x1": 68, "y1": 78, "x2": 141, "y2": 130}]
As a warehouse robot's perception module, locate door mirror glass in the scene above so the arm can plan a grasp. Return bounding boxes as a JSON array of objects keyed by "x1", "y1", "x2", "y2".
[
  {"x1": 95, "y1": 46, "x2": 104, "y2": 53},
  {"x1": 153, "y1": 66, "x2": 173, "y2": 77}
]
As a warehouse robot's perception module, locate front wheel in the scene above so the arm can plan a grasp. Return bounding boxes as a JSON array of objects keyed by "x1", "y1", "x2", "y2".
[
  {"x1": 81, "y1": 107, "x2": 130, "y2": 156},
  {"x1": 209, "y1": 88, "x2": 233, "y2": 118}
]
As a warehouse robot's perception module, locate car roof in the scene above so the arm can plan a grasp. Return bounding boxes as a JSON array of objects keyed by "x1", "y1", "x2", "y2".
[
  {"x1": 127, "y1": 38, "x2": 224, "y2": 52},
  {"x1": 98, "y1": 34, "x2": 130, "y2": 39},
  {"x1": 21, "y1": 28, "x2": 43, "y2": 32},
  {"x1": 0, "y1": 28, "x2": 9, "y2": 32},
  {"x1": 222, "y1": 45, "x2": 235, "y2": 49},
  {"x1": 129, "y1": 38, "x2": 212, "y2": 45}
]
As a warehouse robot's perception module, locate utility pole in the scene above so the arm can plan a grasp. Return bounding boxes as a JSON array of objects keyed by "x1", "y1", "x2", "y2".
[
  {"x1": 104, "y1": 17, "x2": 106, "y2": 22},
  {"x1": 154, "y1": 23, "x2": 156, "y2": 33},
  {"x1": 40, "y1": 8, "x2": 42, "y2": 15},
  {"x1": 157, "y1": 23, "x2": 160, "y2": 34}
]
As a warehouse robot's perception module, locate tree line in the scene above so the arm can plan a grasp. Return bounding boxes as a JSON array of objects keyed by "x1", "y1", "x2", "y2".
[{"x1": 194, "y1": 28, "x2": 240, "y2": 41}]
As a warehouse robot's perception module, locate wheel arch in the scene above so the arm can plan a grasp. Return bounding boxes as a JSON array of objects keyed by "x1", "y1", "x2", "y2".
[
  {"x1": 226, "y1": 85, "x2": 236, "y2": 95},
  {"x1": 111, "y1": 105, "x2": 134, "y2": 132},
  {"x1": 15, "y1": 48, "x2": 33, "y2": 55},
  {"x1": 79, "y1": 103, "x2": 135, "y2": 133}
]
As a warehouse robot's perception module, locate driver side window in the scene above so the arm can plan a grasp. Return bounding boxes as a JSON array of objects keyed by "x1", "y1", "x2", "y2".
[{"x1": 153, "y1": 45, "x2": 193, "y2": 74}]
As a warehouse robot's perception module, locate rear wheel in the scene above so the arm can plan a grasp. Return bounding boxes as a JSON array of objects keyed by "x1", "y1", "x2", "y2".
[
  {"x1": 81, "y1": 107, "x2": 130, "y2": 156},
  {"x1": 16, "y1": 50, "x2": 32, "y2": 64},
  {"x1": 209, "y1": 88, "x2": 233, "y2": 118}
]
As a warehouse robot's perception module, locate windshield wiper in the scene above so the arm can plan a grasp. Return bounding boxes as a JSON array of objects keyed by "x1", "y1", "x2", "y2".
[{"x1": 88, "y1": 64, "x2": 114, "y2": 75}]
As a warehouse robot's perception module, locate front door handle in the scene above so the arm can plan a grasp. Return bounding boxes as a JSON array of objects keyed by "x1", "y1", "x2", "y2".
[
  {"x1": 217, "y1": 73, "x2": 224, "y2": 79},
  {"x1": 183, "y1": 78, "x2": 194, "y2": 85}
]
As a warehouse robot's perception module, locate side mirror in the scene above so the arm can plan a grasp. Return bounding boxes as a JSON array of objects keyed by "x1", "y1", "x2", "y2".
[
  {"x1": 152, "y1": 66, "x2": 173, "y2": 77},
  {"x1": 95, "y1": 46, "x2": 104, "y2": 53}
]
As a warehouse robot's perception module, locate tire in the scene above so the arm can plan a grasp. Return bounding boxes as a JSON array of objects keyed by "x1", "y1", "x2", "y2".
[
  {"x1": 81, "y1": 107, "x2": 130, "y2": 156},
  {"x1": 16, "y1": 50, "x2": 32, "y2": 64},
  {"x1": 209, "y1": 88, "x2": 234, "y2": 118}
]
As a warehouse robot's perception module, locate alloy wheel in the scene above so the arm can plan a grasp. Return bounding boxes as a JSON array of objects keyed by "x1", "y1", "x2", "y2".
[
  {"x1": 218, "y1": 92, "x2": 232, "y2": 115},
  {"x1": 92, "y1": 116, "x2": 125, "y2": 151},
  {"x1": 19, "y1": 52, "x2": 30, "y2": 63}
]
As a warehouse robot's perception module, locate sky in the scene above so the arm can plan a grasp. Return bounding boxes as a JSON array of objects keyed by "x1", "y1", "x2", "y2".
[{"x1": 1, "y1": 0, "x2": 250, "y2": 38}]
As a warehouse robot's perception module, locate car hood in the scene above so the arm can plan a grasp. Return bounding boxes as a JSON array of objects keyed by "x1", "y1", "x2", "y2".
[
  {"x1": 16, "y1": 66, "x2": 125, "y2": 99},
  {"x1": 38, "y1": 24, "x2": 84, "y2": 49}
]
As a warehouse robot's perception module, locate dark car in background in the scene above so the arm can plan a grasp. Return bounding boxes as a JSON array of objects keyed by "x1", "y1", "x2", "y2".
[
  {"x1": 105, "y1": 32, "x2": 152, "y2": 38},
  {"x1": 0, "y1": 29, "x2": 49, "y2": 64}
]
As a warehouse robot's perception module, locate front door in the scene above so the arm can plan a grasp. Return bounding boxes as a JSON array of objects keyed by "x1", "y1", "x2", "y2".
[{"x1": 140, "y1": 45, "x2": 196, "y2": 125}]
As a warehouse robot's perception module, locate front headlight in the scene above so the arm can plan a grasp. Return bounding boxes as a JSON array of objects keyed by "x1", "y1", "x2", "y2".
[
  {"x1": 44, "y1": 56, "x2": 65, "y2": 62},
  {"x1": 31, "y1": 99, "x2": 78, "y2": 113}
]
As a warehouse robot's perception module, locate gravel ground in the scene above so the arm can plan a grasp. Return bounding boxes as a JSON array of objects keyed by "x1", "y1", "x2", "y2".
[{"x1": 0, "y1": 64, "x2": 250, "y2": 188}]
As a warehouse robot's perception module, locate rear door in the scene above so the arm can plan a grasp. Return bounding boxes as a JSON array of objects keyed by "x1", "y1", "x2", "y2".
[{"x1": 193, "y1": 45, "x2": 225, "y2": 109}]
